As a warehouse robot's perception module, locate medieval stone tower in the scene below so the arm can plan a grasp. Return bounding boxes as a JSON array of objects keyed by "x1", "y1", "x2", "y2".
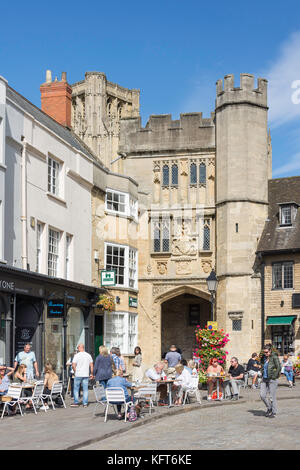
[
  {"x1": 215, "y1": 73, "x2": 271, "y2": 359},
  {"x1": 71, "y1": 72, "x2": 140, "y2": 170}
]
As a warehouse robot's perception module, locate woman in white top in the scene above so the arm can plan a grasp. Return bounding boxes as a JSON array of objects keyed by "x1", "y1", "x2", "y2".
[
  {"x1": 132, "y1": 346, "x2": 143, "y2": 382},
  {"x1": 173, "y1": 363, "x2": 193, "y2": 405}
]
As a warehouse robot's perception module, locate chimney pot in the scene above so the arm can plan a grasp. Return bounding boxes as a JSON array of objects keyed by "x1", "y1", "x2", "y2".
[{"x1": 46, "y1": 70, "x2": 52, "y2": 84}]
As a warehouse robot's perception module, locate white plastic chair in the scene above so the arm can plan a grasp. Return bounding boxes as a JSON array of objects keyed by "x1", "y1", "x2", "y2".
[
  {"x1": 183, "y1": 376, "x2": 202, "y2": 405},
  {"x1": 1, "y1": 385, "x2": 23, "y2": 419},
  {"x1": 93, "y1": 384, "x2": 107, "y2": 417},
  {"x1": 134, "y1": 383, "x2": 157, "y2": 414},
  {"x1": 41, "y1": 381, "x2": 66, "y2": 410},
  {"x1": 21, "y1": 381, "x2": 45, "y2": 414},
  {"x1": 104, "y1": 387, "x2": 132, "y2": 423}
]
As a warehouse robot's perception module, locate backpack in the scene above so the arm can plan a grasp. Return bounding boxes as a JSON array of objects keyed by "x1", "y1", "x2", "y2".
[{"x1": 128, "y1": 404, "x2": 137, "y2": 422}]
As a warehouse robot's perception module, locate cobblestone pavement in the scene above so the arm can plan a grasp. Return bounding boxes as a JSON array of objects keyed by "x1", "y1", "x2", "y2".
[
  {"x1": 81, "y1": 396, "x2": 300, "y2": 450},
  {"x1": 0, "y1": 378, "x2": 299, "y2": 450}
]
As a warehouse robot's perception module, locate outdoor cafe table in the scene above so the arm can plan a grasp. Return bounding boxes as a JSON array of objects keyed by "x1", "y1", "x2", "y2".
[
  {"x1": 130, "y1": 379, "x2": 175, "y2": 408},
  {"x1": 158, "y1": 379, "x2": 175, "y2": 407},
  {"x1": 206, "y1": 374, "x2": 229, "y2": 400}
]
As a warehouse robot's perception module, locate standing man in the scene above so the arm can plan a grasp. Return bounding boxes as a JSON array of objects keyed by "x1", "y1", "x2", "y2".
[
  {"x1": 224, "y1": 357, "x2": 245, "y2": 400},
  {"x1": 14, "y1": 343, "x2": 39, "y2": 380},
  {"x1": 71, "y1": 344, "x2": 93, "y2": 408},
  {"x1": 165, "y1": 345, "x2": 181, "y2": 368},
  {"x1": 260, "y1": 344, "x2": 281, "y2": 418}
]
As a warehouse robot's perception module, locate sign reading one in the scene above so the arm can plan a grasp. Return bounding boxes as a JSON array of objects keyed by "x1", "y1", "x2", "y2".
[
  {"x1": 47, "y1": 299, "x2": 65, "y2": 318},
  {"x1": 129, "y1": 297, "x2": 138, "y2": 308},
  {"x1": 207, "y1": 321, "x2": 218, "y2": 331},
  {"x1": 0, "y1": 280, "x2": 15, "y2": 291},
  {"x1": 101, "y1": 270, "x2": 116, "y2": 287}
]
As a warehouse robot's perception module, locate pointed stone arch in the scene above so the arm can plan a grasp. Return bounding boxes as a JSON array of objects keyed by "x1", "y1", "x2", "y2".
[{"x1": 154, "y1": 284, "x2": 210, "y2": 305}]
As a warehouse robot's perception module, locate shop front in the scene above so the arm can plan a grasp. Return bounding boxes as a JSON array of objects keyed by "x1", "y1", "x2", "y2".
[{"x1": 0, "y1": 265, "x2": 103, "y2": 383}]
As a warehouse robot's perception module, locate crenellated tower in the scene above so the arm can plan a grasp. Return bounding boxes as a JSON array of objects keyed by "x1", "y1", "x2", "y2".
[{"x1": 215, "y1": 73, "x2": 269, "y2": 359}]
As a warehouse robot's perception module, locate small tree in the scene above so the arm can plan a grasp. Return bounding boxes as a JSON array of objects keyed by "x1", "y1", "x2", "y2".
[{"x1": 194, "y1": 326, "x2": 230, "y2": 383}]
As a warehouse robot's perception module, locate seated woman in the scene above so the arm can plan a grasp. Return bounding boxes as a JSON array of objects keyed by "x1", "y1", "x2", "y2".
[
  {"x1": 13, "y1": 364, "x2": 32, "y2": 405},
  {"x1": 41, "y1": 363, "x2": 59, "y2": 410},
  {"x1": 187, "y1": 360, "x2": 198, "y2": 375},
  {"x1": 282, "y1": 355, "x2": 294, "y2": 388},
  {"x1": 206, "y1": 358, "x2": 225, "y2": 401},
  {"x1": 0, "y1": 365, "x2": 14, "y2": 395},
  {"x1": 13, "y1": 363, "x2": 27, "y2": 384},
  {"x1": 106, "y1": 369, "x2": 134, "y2": 420},
  {"x1": 173, "y1": 363, "x2": 193, "y2": 405}
]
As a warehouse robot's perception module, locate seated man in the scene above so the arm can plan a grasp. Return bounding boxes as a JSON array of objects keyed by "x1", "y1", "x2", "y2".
[
  {"x1": 145, "y1": 362, "x2": 168, "y2": 405},
  {"x1": 173, "y1": 363, "x2": 193, "y2": 405},
  {"x1": 224, "y1": 357, "x2": 244, "y2": 400},
  {"x1": 247, "y1": 353, "x2": 261, "y2": 389},
  {"x1": 106, "y1": 369, "x2": 134, "y2": 420}
]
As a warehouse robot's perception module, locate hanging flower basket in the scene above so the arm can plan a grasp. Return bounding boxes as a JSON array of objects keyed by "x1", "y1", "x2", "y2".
[{"x1": 96, "y1": 294, "x2": 115, "y2": 312}]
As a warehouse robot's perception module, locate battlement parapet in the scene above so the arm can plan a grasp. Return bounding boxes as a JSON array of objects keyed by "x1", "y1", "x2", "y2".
[
  {"x1": 119, "y1": 112, "x2": 215, "y2": 154},
  {"x1": 216, "y1": 73, "x2": 267, "y2": 110}
]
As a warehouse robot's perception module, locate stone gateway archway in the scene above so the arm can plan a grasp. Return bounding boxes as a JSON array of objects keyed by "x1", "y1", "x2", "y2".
[{"x1": 160, "y1": 288, "x2": 211, "y2": 360}]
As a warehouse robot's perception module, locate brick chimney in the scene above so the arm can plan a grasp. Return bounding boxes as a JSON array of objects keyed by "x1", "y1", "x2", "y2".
[{"x1": 40, "y1": 70, "x2": 72, "y2": 128}]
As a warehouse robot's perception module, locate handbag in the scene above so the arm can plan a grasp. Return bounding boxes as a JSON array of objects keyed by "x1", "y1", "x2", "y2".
[{"x1": 285, "y1": 366, "x2": 292, "y2": 372}]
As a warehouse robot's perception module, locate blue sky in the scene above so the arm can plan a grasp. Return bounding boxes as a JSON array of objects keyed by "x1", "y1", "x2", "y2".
[{"x1": 1, "y1": 0, "x2": 300, "y2": 177}]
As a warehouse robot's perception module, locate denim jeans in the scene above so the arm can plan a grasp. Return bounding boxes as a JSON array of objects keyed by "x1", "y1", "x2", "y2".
[
  {"x1": 284, "y1": 370, "x2": 294, "y2": 382},
  {"x1": 99, "y1": 379, "x2": 109, "y2": 389},
  {"x1": 260, "y1": 379, "x2": 278, "y2": 414},
  {"x1": 74, "y1": 377, "x2": 89, "y2": 405}
]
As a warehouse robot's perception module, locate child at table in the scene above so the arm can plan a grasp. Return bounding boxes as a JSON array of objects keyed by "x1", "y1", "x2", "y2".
[{"x1": 206, "y1": 358, "x2": 225, "y2": 401}]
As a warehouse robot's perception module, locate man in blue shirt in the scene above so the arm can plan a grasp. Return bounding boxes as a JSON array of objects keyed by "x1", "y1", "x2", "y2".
[
  {"x1": 14, "y1": 343, "x2": 39, "y2": 380},
  {"x1": 107, "y1": 369, "x2": 134, "y2": 419},
  {"x1": 165, "y1": 345, "x2": 181, "y2": 368}
]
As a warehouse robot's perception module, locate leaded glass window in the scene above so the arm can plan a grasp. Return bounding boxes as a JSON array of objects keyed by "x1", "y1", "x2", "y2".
[
  {"x1": 162, "y1": 165, "x2": 169, "y2": 186},
  {"x1": 190, "y1": 163, "x2": 197, "y2": 185},
  {"x1": 152, "y1": 217, "x2": 170, "y2": 252},
  {"x1": 199, "y1": 163, "x2": 206, "y2": 185},
  {"x1": 203, "y1": 225, "x2": 210, "y2": 250},
  {"x1": 171, "y1": 164, "x2": 178, "y2": 186}
]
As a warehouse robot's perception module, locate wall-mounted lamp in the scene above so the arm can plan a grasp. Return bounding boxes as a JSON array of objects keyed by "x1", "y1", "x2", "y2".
[
  {"x1": 94, "y1": 250, "x2": 99, "y2": 263},
  {"x1": 280, "y1": 300, "x2": 284, "y2": 307},
  {"x1": 116, "y1": 296, "x2": 120, "y2": 304}
]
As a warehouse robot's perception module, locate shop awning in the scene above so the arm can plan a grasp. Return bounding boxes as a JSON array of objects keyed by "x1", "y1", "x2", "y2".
[{"x1": 266, "y1": 316, "x2": 297, "y2": 326}]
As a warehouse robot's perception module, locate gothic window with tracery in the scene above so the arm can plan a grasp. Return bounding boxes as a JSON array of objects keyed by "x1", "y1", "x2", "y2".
[
  {"x1": 203, "y1": 219, "x2": 210, "y2": 251},
  {"x1": 171, "y1": 164, "x2": 178, "y2": 186},
  {"x1": 152, "y1": 217, "x2": 170, "y2": 252},
  {"x1": 190, "y1": 163, "x2": 197, "y2": 185},
  {"x1": 162, "y1": 165, "x2": 169, "y2": 186},
  {"x1": 199, "y1": 163, "x2": 206, "y2": 185}
]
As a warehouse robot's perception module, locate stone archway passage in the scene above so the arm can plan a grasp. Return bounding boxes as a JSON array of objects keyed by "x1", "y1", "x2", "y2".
[{"x1": 161, "y1": 293, "x2": 211, "y2": 360}]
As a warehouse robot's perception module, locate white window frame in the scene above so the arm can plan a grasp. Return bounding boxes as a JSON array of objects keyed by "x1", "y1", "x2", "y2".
[
  {"x1": 104, "y1": 242, "x2": 138, "y2": 289},
  {"x1": 104, "y1": 311, "x2": 138, "y2": 355},
  {"x1": 36, "y1": 221, "x2": 44, "y2": 273},
  {"x1": 65, "y1": 233, "x2": 73, "y2": 280},
  {"x1": 106, "y1": 189, "x2": 138, "y2": 220},
  {"x1": 48, "y1": 156, "x2": 61, "y2": 197},
  {"x1": 48, "y1": 228, "x2": 61, "y2": 277}
]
